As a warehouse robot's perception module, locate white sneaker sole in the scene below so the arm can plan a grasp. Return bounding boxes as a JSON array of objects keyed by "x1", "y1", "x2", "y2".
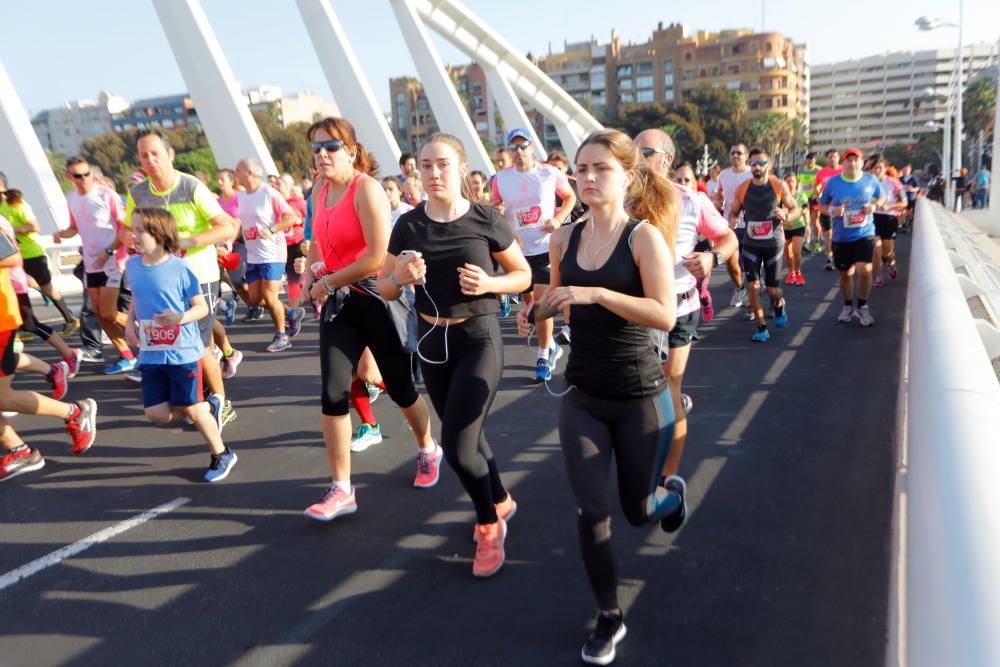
[
  {"x1": 304, "y1": 503, "x2": 358, "y2": 521},
  {"x1": 1, "y1": 457, "x2": 45, "y2": 482},
  {"x1": 350, "y1": 435, "x2": 383, "y2": 453},
  {"x1": 581, "y1": 623, "x2": 628, "y2": 666}
]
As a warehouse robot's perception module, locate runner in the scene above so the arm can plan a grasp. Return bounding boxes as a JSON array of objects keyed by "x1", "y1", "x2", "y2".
[
  {"x1": 0, "y1": 189, "x2": 79, "y2": 334},
  {"x1": 819, "y1": 148, "x2": 885, "y2": 327},
  {"x1": 278, "y1": 174, "x2": 308, "y2": 336},
  {"x1": 379, "y1": 132, "x2": 531, "y2": 577},
  {"x1": 495, "y1": 148, "x2": 513, "y2": 170},
  {"x1": 301, "y1": 116, "x2": 440, "y2": 521},
  {"x1": 871, "y1": 158, "x2": 906, "y2": 286},
  {"x1": 381, "y1": 177, "x2": 414, "y2": 225},
  {"x1": 635, "y1": 128, "x2": 737, "y2": 536},
  {"x1": 469, "y1": 170, "x2": 491, "y2": 204},
  {"x1": 491, "y1": 127, "x2": 576, "y2": 382},
  {"x1": 728, "y1": 148, "x2": 800, "y2": 342},
  {"x1": 813, "y1": 149, "x2": 843, "y2": 271},
  {"x1": 402, "y1": 174, "x2": 423, "y2": 207},
  {"x1": 898, "y1": 164, "x2": 919, "y2": 232},
  {"x1": 124, "y1": 129, "x2": 238, "y2": 429},
  {"x1": 215, "y1": 168, "x2": 251, "y2": 324},
  {"x1": 124, "y1": 207, "x2": 236, "y2": 482},
  {"x1": 796, "y1": 152, "x2": 821, "y2": 251},
  {"x1": 705, "y1": 163, "x2": 723, "y2": 213},
  {"x1": 55, "y1": 157, "x2": 132, "y2": 374},
  {"x1": 782, "y1": 173, "x2": 810, "y2": 285},
  {"x1": 719, "y1": 143, "x2": 752, "y2": 307},
  {"x1": 517, "y1": 129, "x2": 680, "y2": 665},
  {"x1": 396, "y1": 152, "x2": 417, "y2": 186}
]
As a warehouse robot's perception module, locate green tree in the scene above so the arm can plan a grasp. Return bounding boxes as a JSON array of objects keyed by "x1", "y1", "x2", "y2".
[
  {"x1": 80, "y1": 132, "x2": 127, "y2": 182},
  {"x1": 746, "y1": 113, "x2": 796, "y2": 171},
  {"x1": 251, "y1": 109, "x2": 314, "y2": 177},
  {"x1": 45, "y1": 150, "x2": 73, "y2": 193},
  {"x1": 963, "y1": 76, "x2": 996, "y2": 140},
  {"x1": 174, "y1": 147, "x2": 219, "y2": 182},
  {"x1": 611, "y1": 103, "x2": 673, "y2": 138},
  {"x1": 882, "y1": 131, "x2": 944, "y2": 173},
  {"x1": 683, "y1": 87, "x2": 747, "y2": 154}
]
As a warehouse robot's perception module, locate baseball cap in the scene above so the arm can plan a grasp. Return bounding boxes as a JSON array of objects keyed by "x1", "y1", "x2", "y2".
[
  {"x1": 842, "y1": 148, "x2": 863, "y2": 161},
  {"x1": 506, "y1": 128, "x2": 532, "y2": 144}
]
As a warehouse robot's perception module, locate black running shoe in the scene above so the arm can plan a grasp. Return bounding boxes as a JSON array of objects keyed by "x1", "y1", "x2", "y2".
[
  {"x1": 582, "y1": 610, "x2": 627, "y2": 665},
  {"x1": 660, "y1": 475, "x2": 687, "y2": 533}
]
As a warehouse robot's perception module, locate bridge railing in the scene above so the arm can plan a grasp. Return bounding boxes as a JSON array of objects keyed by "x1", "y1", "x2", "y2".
[{"x1": 889, "y1": 198, "x2": 1000, "y2": 667}]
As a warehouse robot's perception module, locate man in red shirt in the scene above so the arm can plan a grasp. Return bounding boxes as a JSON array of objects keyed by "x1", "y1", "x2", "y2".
[{"x1": 813, "y1": 149, "x2": 844, "y2": 271}]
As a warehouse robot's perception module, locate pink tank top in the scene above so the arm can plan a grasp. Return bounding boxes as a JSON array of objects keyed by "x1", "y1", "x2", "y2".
[{"x1": 313, "y1": 174, "x2": 368, "y2": 272}]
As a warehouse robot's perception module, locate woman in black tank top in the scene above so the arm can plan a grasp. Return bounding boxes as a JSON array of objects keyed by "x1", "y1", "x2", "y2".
[{"x1": 516, "y1": 129, "x2": 685, "y2": 664}]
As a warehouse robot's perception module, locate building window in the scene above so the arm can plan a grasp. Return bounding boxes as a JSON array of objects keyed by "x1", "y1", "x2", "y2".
[
  {"x1": 636, "y1": 75, "x2": 654, "y2": 88},
  {"x1": 616, "y1": 65, "x2": 632, "y2": 77},
  {"x1": 733, "y1": 44, "x2": 743, "y2": 54},
  {"x1": 726, "y1": 81, "x2": 740, "y2": 90},
  {"x1": 664, "y1": 73, "x2": 674, "y2": 86},
  {"x1": 766, "y1": 42, "x2": 773, "y2": 52},
  {"x1": 636, "y1": 89, "x2": 654, "y2": 103},
  {"x1": 683, "y1": 69, "x2": 694, "y2": 81},
  {"x1": 636, "y1": 62, "x2": 653, "y2": 74},
  {"x1": 665, "y1": 89, "x2": 675, "y2": 102},
  {"x1": 664, "y1": 59, "x2": 673, "y2": 72},
  {"x1": 619, "y1": 78, "x2": 633, "y2": 90},
  {"x1": 619, "y1": 93, "x2": 634, "y2": 104},
  {"x1": 728, "y1": 64, "x2": 740, "y2": 75},
  {"x1": 684, "y1": 52, "x2": 692, "y2": 62}
]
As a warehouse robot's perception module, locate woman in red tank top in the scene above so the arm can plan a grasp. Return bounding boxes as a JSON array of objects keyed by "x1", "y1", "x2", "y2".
[{"x1": 301, "y1": 117, "x2": 438, "y2": 522}]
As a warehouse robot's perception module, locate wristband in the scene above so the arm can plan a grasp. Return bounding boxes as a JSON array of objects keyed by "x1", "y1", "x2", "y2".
[
  {"x1": 390, "y1": 272, "x2": 401, "y2": 288},
  {"x1": 322, "y1": 275, "x2": 337, "y2": 295}
]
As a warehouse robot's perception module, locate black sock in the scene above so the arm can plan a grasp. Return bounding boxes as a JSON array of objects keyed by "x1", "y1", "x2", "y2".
[
  {"x1": 757, "y1": 324, "x2": 768, "y2": 332},
  {"x1": 51, "y1": 297, "x2": 75, "y2": 323},
  {"x1": 882, "y1": 256, "x2": 890, "y2": 263},
  {"x1": 775, "y1": 300, "x2": 785, "y2": 316},
  {"x1": 858, "y1": 299, "x2": 868, "y2": 308},
  {"x1": 844, "y1": 299, "x2": 853, "y2": 307}
]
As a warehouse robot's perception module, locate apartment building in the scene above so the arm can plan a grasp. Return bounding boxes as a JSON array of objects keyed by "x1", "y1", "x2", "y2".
[
  {"x1": 390, "y1": 64, "x2": 489, "y2": 154},
  {"x1": 31, "y1": 92, "x2": 129, "y2": 156}
]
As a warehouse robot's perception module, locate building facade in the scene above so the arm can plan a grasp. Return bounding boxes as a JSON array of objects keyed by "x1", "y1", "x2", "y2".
[
  {"x1": 390, "y1": 64, "x2": 490, "y2": 155},
  {"x1": 810, "y1": 44, "x2": 999, "y2": 152},
  {"x1": 31, "y1": 92, "x2": 129, "y2": 156},
  {"x1": 111, "y1": 93, "x2": 199, "y2": 134}
]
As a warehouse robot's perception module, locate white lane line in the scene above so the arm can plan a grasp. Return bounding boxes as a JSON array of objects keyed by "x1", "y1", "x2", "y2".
[{"x1": 0, "y1": 497, "x2": 190, "y2": 592}]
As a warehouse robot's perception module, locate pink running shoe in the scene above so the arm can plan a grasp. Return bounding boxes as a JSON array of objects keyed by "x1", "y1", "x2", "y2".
[
  {"x1": 700, "y1": 289, "x2": 714, "y2": 322},
  {"x1": 413, "y1": 441, "x2": 442, "y2": 488},
  {"x1": 474, "y1": 492, "x2": 518, "y2": 541},
  {"x1": 473, "y1": 517, "x2": 507, "y2": 577},
  {"x1": 888, "y1": 264, "x2": 897, "y2": 280},
  {"x1": 304, "y1": 484, "x2": 358, "y2": 521}
]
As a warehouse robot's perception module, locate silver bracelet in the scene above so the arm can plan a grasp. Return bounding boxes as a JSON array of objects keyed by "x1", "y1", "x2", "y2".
[{"x1": 322, "y1": 275, "x2": 337, "y2": 295}]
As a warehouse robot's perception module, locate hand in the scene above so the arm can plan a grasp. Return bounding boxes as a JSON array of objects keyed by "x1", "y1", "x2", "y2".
[
  {"x1": 310, "y1": 276, "x2": 330, "y2": 306},
  {"x1": 457, "y1": 263, "x2": 492, "y2": 296},
  {"x1": 832, "y1": 205, "x2": 846, "y2": 217},
  {"x1": 395, "y1": 251, "x2": 426, "y2": 286},
  {"x1": 216, "y1": 246, "x2": 228, "y2": 258},
  {"x1": 293, "y1": 256, "x2": 307, "y2": 274},
  {"x1": 516, "y1": 307, "x2": 533, "y2": 339},
  {"x1": 774, "y1": 209, "x2": 788, "y2": 222},
  {"x1": 300, "y1": 240, "x2": 311, "y2": 255},
  {"x1": 125, "y1": 323, "x2": 140, "y2": 348},
  {"x1": 258, "y1": 226, "x2": 273, "y2": 240},
  {"x1": 863, "y1": 203, "x2": 876, "y2": 215},
  {"x1": 544, "y1": 286, "x2": 603, "y2": 310},
  {"x1": 93, "y1": 253, "x2": 109, "y2": 270},
  {"x1": 153, "y1": 309, "x2": 182, "y2": 326},
  {"x1": 542, "y1": 217, "x2": 562, "y2": 233},
  {"x1": 682, "y1": 252, "x2": 714, "y2": 279},
  {"x1": 51, "y1": 234, "x2": 62, "y2": 245}
]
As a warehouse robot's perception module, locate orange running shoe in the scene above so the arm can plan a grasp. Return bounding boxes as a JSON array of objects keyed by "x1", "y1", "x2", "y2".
[
  {"x1": 473, "y1": 517, "x2": 507, "y2": 577},
  {"x1": 473, "y1": 492, "x2": 518, "y2": 541}
]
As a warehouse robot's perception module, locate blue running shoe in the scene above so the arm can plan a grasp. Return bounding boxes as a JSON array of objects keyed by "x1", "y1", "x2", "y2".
[
  {"x1": 219, "y1": 298, "x2": 237, "y2": 326},
  {"x1": 204, "y1": 448, "x2": 238, "y2": 482},
  {"x1": 534, "y1": 357, "x2": 552, "y2": 383},
  {"x1": 207, "y1": 394, "x2": 225, "y2": 433},
  {"x1": 774, "y1": 302, "x2": 789, "y2": 328},
  {"x1": 104, "y1": 357, "x2": 138, "y2": 375},
  {"x1": 547, "y1": 342, "x2": 563, "y2": 371},
  {"x1": 751, "y1": 327, "x2": 770, "y2": 343},
  {"x1": 499, "y1": 294, "x2": 511, "y2": 318},
  {"x1": 286, "y1": 307, "x2": 305, "y2": 338}
]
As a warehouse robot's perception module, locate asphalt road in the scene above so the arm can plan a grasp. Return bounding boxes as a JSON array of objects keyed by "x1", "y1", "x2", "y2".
[{"x1": 0, "y1": 237, "x2": 907, "y2": 666}]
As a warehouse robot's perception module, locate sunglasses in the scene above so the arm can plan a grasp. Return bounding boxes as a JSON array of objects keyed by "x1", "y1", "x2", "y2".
[
  {"x1": 70, "y1": 171, "x2": 91, "y2": 180},
  {"x1": 640, "y1": 147, "x2": 666, "y2": 158},
  {"x1": 310, "y1": 140, "x2": 345, "y2": 154},
  {"x1": 509, "y1": 142, "x2": 532, "y2": 152},
  {"x1": 749, "y1": 160, "x2": 768, "y2": 167}
]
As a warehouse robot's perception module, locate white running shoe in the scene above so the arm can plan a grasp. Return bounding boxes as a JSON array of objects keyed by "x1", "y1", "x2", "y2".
[
  {"x1": 837, "y1": 305, "x2": 856, "y2": 323},
  {"x1": 857, "y1": 305, "x2": 875, "y2": 327}
]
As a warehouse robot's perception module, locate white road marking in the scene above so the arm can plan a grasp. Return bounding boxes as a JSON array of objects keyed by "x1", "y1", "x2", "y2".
[{"x1": 0, "y1": 497, "x2": 190, "y2": 592}]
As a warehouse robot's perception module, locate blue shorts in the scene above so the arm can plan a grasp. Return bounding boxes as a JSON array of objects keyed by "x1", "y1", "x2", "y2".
[
  {"x1": 246, "y1": 262, "x2": 285, "y2": 283},
  {"x1": 140, "y1": 361, "x2": 203, "y2": 408}
]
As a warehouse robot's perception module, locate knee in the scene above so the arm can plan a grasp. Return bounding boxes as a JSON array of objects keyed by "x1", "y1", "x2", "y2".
[
  {"x1": 145, "y1": 408, "x2": 171, "y2": 424},
  {"x1": 577, "y1": 510, "x2": 614, "y2": 544}
]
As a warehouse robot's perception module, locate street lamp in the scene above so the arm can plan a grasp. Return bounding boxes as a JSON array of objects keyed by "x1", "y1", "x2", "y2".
[{"x1": 916, "y1": 4, "x2": 965, "y2": 210}]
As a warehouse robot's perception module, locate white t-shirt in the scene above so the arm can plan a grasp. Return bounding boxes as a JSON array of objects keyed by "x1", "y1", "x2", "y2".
[
  {"x1": 720, "y1": 167, "x2": 753, "y2": 227},
  {"x1": 672, "y1": 182, "x2": 731, "y2": 316},
  {"x1": 237, "y1": 184, "x2": 293, "y2": 264},
  {"x1": 67, "y1": 184, "x2": 127, "y2": 273},
  {"x1": 492, "y1": 164, "x2": 572, "y2": 257},
  {"x1": 390, "y1": 201, "x2": 414, "y2": 227}
]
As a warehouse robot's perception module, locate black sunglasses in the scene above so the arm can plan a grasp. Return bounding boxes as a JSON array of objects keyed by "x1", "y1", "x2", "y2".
[
  {"x1": 509, "y1": 142, "x2": 532, "y2": 152},
  {"x1": 70, "y1": 171, "x2": 91, "y2": 180},
  {"x1": 310, "y1": 140, "x2": 345, "y2": 154},
  {"x1": 640, "y1": 147, "x2": 666, "y2": 158},
  {"x1": 749, "y1": 159, "x2": 768, "y2": 167}
]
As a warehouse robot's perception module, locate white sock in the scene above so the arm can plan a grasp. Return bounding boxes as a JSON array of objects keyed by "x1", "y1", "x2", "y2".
[
  {"x1": 333, "y1": 479, "x2": 351, "y2": 494},
  {"x1": 537, "y1": 347, "x2": 550, "y2": 361}
]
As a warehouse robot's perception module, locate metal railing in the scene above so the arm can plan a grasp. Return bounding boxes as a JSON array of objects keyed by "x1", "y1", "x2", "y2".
[{"x1": 889, "y1": 198, "x2": 1000, "y2": 667}]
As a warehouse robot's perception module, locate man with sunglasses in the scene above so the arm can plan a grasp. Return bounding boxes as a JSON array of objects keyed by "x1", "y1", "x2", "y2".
[
  {"x1": 54, "y1": 156, "x2": 133, "y2": 374},
  {"x1": 491, "y1": 128, "x2": 576, "y2": 382},
  {"x1": 719, "y1": 143, "x2": 752, "y2": 308}
]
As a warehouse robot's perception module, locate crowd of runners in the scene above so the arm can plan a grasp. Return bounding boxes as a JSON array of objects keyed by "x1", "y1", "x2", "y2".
[{"x1": 0, "y1": 117, "x2": 921, "y2": 664}]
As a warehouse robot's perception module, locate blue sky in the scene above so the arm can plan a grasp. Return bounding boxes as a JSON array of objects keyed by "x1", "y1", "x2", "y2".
[{"x1": 2, "y1": 0, "x2": 998, "y2": 116}]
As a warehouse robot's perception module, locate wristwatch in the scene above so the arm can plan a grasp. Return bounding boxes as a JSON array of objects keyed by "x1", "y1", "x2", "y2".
[
  {"x1": 104, "y1": 247, "x2": 115, "y2": 256},
  {"x1": 711, "y1": 251, "x2": 724, "y2": 267}
]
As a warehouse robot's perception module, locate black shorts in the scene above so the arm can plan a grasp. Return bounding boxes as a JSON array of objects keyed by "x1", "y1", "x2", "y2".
[
  {"x1": 285, "y1": 243, "x2": 304, "y2": 284},
  {"x1": 22, "y1": 256, "x2": 52, "y2": 287},
  {"x1": 784, "y1": 227, "x2": 806, "y2": 239},
  {"x1": 741, "y1": 243, "x2": 782, "y2": 287},
  {"x1": 873, "y1": 214, "x2": 899, "y2": 240},
  {"x1": 526, "y1": 253, "x2": 550, "y2": 286},
  {"x1": 906, "y1": 200, "x2": 916, "y2": 213},
  {"x1": 832, "y1": 237, "x2": 875, "y2": 271},
  {"x1": 693, "y1": 238, "x2": 712, "y2": 253},
  {"x1": 0, "y1": 329, "x2": 17, "y2": 377},
  {"x1": 197, "y1": 281, "x2": 220, "y2": 347},
  {"x1": 668, "y1": 308, "x2": 700, "y2": 349},
  {"x1": 819, "y1": 214, "x2": 832, "y2": 231}
]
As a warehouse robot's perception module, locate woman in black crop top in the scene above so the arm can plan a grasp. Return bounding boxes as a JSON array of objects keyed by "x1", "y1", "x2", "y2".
[
  {"x1": 377, "y1": 133, "x2": 530, "y2": 579},
  {"x1": 516, "y1": 129, "x2": 684, "y2": 664}
]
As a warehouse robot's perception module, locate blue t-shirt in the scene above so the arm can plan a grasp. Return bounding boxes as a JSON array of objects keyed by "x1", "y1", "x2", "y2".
[
  {"x1": 820, "y1": 173, "x2": 883, "y2": 243},
  {"x1": 125, "y1": 255, "x2": 205, "y2": 365},
  {"x1": 900, "y1": 174, "x2": 919, "y2": 202}
]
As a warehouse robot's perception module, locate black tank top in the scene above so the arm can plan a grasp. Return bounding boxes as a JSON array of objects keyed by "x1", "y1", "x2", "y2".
[
  {"x1": 741, "y1": 178, "x2": 782, "y2": 247},
  {"x1": 559, "y1": 219, "x2": 666, "y2": 400}
]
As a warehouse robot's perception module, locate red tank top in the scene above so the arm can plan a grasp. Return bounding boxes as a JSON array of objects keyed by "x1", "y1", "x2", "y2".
[{"x1": 313, "y1": 174, "x2": 368, "y2": 272}]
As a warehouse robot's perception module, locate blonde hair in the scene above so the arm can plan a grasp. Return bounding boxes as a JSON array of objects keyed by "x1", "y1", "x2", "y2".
[{"x1": 418, "y1": 133, "x2": 475, "y2": 201}]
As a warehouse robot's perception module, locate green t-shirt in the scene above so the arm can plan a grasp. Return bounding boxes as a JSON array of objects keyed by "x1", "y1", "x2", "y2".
[
  {"x1": 783, "y1": 191, "x2": 810, "y2": 230},
  {"x1": 797, "y1": 167, "x2": 820, "y2": 198},
  {"x1": 125, "y1": 172, "x2": 226, "y2": 283},
  {"x1": 0, "y1": 201, "x2": 45, "y2": 259}
]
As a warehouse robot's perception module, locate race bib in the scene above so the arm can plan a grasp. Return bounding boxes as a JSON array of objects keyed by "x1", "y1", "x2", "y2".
[
  {"x1": 747, "y1": 220, "x2": 774, "y2": 241},
  {"x1": 514, "y1": 206, "x2": 543, "y2": 228},
  {"x1": 844, "y1": 209, "x2": 867, "y2": 228},
  {"x1": 244, "y1": 226, "x2": 259, "y2": 241},
  {"x1": 140, "y1": 320, "x2": 183, "y2": 351}
]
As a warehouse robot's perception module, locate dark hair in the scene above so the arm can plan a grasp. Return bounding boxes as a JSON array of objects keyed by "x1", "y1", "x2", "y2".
[
  {"x1": 136, "y1": 129, "x2": 173, "y2": 151},
  {"x1": 217, "y1": 168, "x2": 236, "y2": 181},
  {"x1": 805, "y1": 152, "x2": 816, "y2": 159},
  {"x1": 547, "y1": 150, "x2": 568, "y2": 166},
  {"x1": 496, "y1": 148, "x2": 512, "y2": 159},
  {"x1": 470, "y1": 170, "x2": 487, "y2": 181},
  {"x1": 3, "y1": 189, "x2": 23, "y2": 206},
  {"x1": 863, "y1": 153, "x2": 882, "y2": 172},
  {"x1": 825, "y1": 148, "x2": 839, "y2": 156},
  {"x1": 306, "y1": 117, "x2": 379, "y2": 177},
  {"x1": 749, "y1": 146, "x2": 768, "y2": 158},
  {"x1": 66, "y1": 156, "x2": 88, "y2": 170},
  {"x1": 399, "y1": 152, "x2": 415, "y2": 166},
  {"x1": 133, "y1": 207, "x2": 181, "y2": 253},
  {"x1": 418, "y1": 133, "x2": 475, "y2": 202}
]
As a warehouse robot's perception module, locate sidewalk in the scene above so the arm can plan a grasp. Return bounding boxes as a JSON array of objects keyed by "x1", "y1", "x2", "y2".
[{"x1": 958, "y1": 208, "x2": 1000, "y2": 264}]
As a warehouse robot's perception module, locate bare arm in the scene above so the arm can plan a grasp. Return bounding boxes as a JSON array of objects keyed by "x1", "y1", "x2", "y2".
[
  {"x1": 181, "y1": 213, "x2": 239, "y2": 249},
  {"x1": 779, "y1": 182, "x2": 801, "y2": 222}
]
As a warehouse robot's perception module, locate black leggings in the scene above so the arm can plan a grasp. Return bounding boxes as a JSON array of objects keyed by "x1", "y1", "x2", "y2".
[
  {"x1": 419, "y1": 314, "x2": 507, "y2": 524},
  {"x1": 559, "y1": 388, "x2": 676, "y2": 610},
  {"x1": 319, "y1": 290, "x2": 419, "y2": 416},
  {"x1": 17, "y1": 293, "x2": 54, "y2": 342}
]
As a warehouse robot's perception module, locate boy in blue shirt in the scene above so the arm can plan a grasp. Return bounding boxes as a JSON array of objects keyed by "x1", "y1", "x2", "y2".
[{"x1": 125, "y1": 208, "x2": 237, "y2": 482}]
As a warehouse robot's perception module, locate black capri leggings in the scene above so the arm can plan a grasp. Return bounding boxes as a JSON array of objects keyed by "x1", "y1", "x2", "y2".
[
  {"x1": 17, "y1": 293, "x2": 54, "y2": 342},
  {"x1": 418, "y1": 314, "x2": 508, "y2": 524},
  {"x1": 559, "y1": 388, "x2": 676, "y2": 610},
  {"x1": 319, "y1": 290, "x2": 419, "y2": 416}
]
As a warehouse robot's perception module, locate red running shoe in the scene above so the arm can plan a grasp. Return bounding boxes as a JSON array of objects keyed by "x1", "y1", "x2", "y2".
[
  {"x1": 65, "y1": 399, "x2": 97, "y2": 455},
  {"x1": 795, "y1": 273, "x2": 805, "y2": 286},
  {"x1": 48, "y1": 361, "x2": 69, "y2": 401}
]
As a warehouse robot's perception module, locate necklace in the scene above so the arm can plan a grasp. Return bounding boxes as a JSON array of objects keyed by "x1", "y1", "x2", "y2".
[{"x1": 583, "y1": 216, "x2": 624, "y2": 269}]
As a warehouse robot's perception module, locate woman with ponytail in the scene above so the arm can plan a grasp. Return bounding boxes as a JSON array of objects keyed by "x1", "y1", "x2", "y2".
[{"x1": 517, "y1": 129, "x2": 681, "y2": 665}]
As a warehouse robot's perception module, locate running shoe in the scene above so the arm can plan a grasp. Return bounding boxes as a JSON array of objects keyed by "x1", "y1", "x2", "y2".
[
  {"x1": 311, "y1": 302, "x2": 321, "y2": 321},
  {"x1": 784, "y1": 273, "x2": 795, "y2": 285},
  {"x1": 824, "y1": 258, "x2": 834, "y2": 271},
  {"x1": 837, "y1": 306, "x2": 857, "y2": 323},
  {"x1": 123, "y1": 370, "x2": 142, "y2": 383},
  {"x1": 0, "y1": 447, "x2": 45, "y2": 482},
  {"x1": 660, "y1": 475, "x2": 687, "y2": 533},
  {"x1": 219, "y1": 298, "x2": 237, "y2": 326},
  {"x1": 207, "y1": 394, "x2": 225, "y2": 433},
  {"x1": 220, "y1": 348, "x2": 244, "y2": 379},
  {"x1": 534, "y1": 358, "x2": 552, "y2": 383},
  {"x1": 795, "y1": 273, "x2": 805, "y2": 286},
  {"x1": 80, "y1": 349, "x2": 105, "y2": 364},
  {"x1": 365, "y1": 382, "x2": 382, "y2": 403},
  {"x1": 61, "y1": 318, "x2": 81, "y2": 337},
  {"x1": 349, "y1": 422, "x2": 383, "y2": 452},
  {"x1": 873, "y1": 277, "x2": 885, "y2": 288},
  {"x1": 774, "y1": 303, "x2": 789, "y2": 328},
  {"x1": 555, "y1": 325, "x2": 572, "y2": 346},
  {"x1": 499, "y1": 294, "x2": 511, "y2": 318},
  {"x1": 304, "y1": 484, "x2": 358, "y2": 521},
  {"x1": 65, "y1": 399, "x2": 97, "y2": 455},
  {"x1": 802, "y1": 243, "x2": 811, "y2": 254},
  {"x1": 213, "y1": 346, "x2": 224, "y2": 362},
  {"x1": 104, "y1": 357, "x2": 137, "y2": 375},
  {"x1": 729, "y1": 286, "x2": 747, "y2": 308},
  {"x1": 242, "y1": 306, "x2": 264, "y2": 322},
  {"x1": 474, "y1": 492, "x2": 518, "y2": 541},
  {"x1": 204, "y1": 448, "x2": 238, "y2": 482},
  {"x1": 472, "y1": 517, "x2": 507, "y2": 577},
  {"x1": 581, "y1": 610, "x2": 627, "y2": 666},
  {"x1": 266, "y1": 334, "x2": 292, "y2": 352},
  {"x1": 813, "y1": 241, "x2": 823, "y2": 253},
  {"x1": 286, "y1": 307, "x2": 305, "y2": 338},
  {"x1": 413, "y1": 441, "x2": 442, "y2": 488},
  {"x1": 47, "y1": 361, "x2": 69, "y2": 400},
  {"x1": 888, "y1": 264, "x2": 898, "y2": 280},
  {"x1": 751, "y1": 327, "x2": 770, "y2": 343},
  {"x1": 700, "y1": 291, "x2": 714, "y2": 322},
  {"x1": 680, "y1": 393, "x2": 693, "y2": 416},
  {"x1": 858, "y1": 305, "x2": 875, "y2": 327},
  {"x1": 220, "y1": 399, "x2": 237, "y2": 426},
  {"x1": 547, "y1": 342, "x2": 563, "y2": 371},
  {"x1": 64, "y1": 349, "x2": 83, "y2": 379}
]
